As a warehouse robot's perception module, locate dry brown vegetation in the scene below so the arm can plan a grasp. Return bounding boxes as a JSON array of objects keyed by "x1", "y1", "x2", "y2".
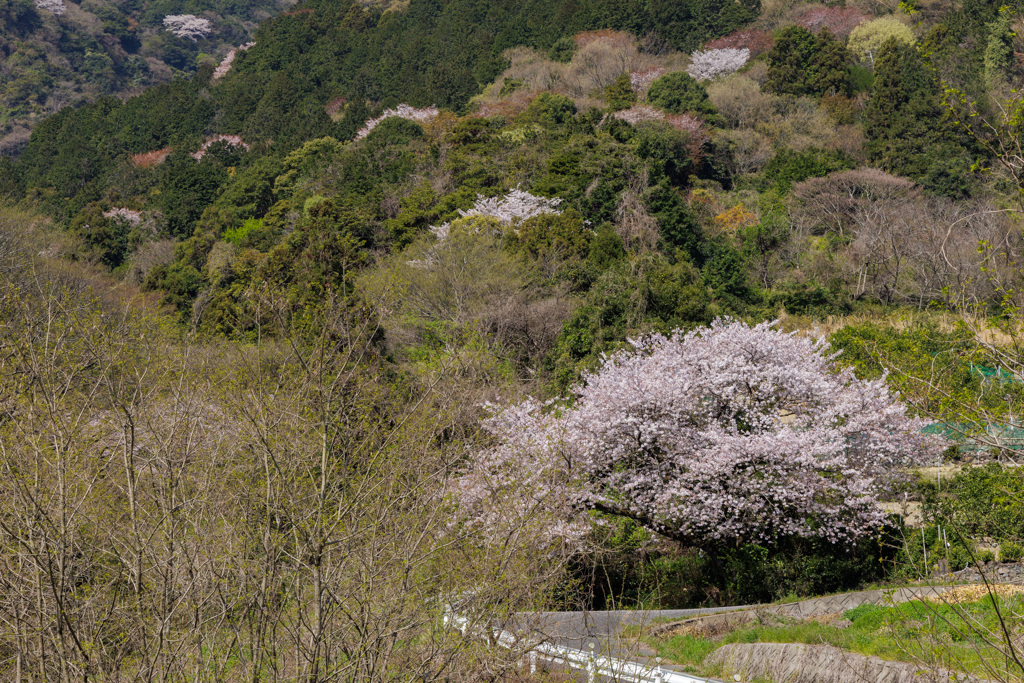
[
  {"x1": 131, "y1": 146, "x2": 173, "y2": 168},
  {"x1": 471, "y1": 31, "x2": 689, "y2": 114},
  {"x1": 0, "y1": 213, "x2": 572, "y2": 681},
  {"x1": 707, "y1": 73, "x2": 866, "y2": 165}
]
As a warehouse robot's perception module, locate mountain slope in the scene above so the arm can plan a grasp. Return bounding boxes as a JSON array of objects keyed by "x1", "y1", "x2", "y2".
[{"x1": 0, "y1": 0, "x2": 291, "y2": 156}]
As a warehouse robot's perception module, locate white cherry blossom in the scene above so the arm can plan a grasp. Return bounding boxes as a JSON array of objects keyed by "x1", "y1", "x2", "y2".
[
  {"x1": 687, "y1": 48, "x2": 750, "y2": 82},
  {"x1": 455, "y1": 319, "x2": 939, "y2": 548}
]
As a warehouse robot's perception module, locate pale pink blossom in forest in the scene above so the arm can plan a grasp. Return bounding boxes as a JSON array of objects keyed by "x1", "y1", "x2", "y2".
[
  {"x1": 629, "y1": 67, "x2": 665, "y2": 93},
  {"x1": 455, "y1": 319, "x2": 939, "y2": 548},
  {"x1": 102, "y1": 208, "x2": 143, "y2": 226},
  {"x1": 797, "y1": 7, "x2": 870, "y2": 39},
  {"x1": 355, "y1": 104, "x2": 440, "y2": 140},
  {"x1": 412, "y1": 189, "x2": 562, "y2": 267},
  {"x1": 458, "y1": 188, "x2": 561, "y2": 225},
  {"x1": 213, "y1": 43, "x2": 255, "y2": 80},
  {"x1": 706, "y1": 29, "x2": 774, "y2": 57},
  {"x1": 34, "y1": 0, "x2": 64, "y2": 15},
  {"x1": 191, "y1": 135, "x2": 249, "y2": 160},
  {"x1": 687, "y1": 48, "x2": 750, "y2": 82},
  {"x1": 613, "y1": 107, "x2": 709, "y2": 160},
  {"x1": 163, "y1": 14, "x2": 213, "y2": 40},
  {"x1": 613, "y1": 104, "x2": 665, "y2": 126}
]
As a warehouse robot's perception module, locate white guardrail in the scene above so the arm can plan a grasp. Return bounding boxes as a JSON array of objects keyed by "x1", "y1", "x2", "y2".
[{"x1": 443, "y1": 611, "x2": 713, "y2": 683}]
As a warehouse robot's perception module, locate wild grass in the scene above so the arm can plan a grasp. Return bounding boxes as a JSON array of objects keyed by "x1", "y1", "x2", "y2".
[{"x1": 649, "y1": 595, "x2": 1024, "y2": 681}]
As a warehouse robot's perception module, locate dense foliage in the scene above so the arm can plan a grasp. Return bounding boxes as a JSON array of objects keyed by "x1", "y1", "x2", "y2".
[
  {"x1": 4, "y1": 0, "x2": 1024, "y2": 637},
  {"x1": 0, "y1": 0, "x2": 277, "y2": 156}
]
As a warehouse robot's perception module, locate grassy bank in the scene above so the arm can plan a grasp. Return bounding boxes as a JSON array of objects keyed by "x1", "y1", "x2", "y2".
[{"x1": 648, "y1": 590, "x2": 1024, "y2": 681}]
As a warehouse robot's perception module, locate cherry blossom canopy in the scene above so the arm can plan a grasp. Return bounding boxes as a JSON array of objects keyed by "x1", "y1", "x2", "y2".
[{"x1": 456, "y1": 318, "x2": 939, "y2": 548}]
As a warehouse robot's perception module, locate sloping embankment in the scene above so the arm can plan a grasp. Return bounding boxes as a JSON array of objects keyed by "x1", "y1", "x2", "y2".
[{"x1": 707, "y1": 642, "x2": 993, "y2": 683}]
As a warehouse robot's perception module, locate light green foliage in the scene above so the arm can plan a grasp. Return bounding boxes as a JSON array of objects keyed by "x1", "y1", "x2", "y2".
[
  {"x1": 829, "y1": 321, "x2": 1024, "y2": 425},
  {"x1": 604, "y1": 73, "x2": 637, "y2": 111},
  {"x1": 498, "y1": 124, "x2": 544, "y2": 144},
  {"x1": 1002, "y1": 541, "x2": 1024, "y2": 561},
  {"x1": 984, "y1": 7, "x2": 1016, "y2": 87},
  {"x1": 274, "y1": 137, "x2": 346, "y2": 201},
  {"x1": 848, "y1": 17, "x2": 916, "y2": 68},
  {"x1": 215, "y1": 157, "x2": 283, "y2": 219},
  {"x1": 923, "y1": 465, "x2": 1024, "y2": 558},
  {"x1": 303, "y1": 195, "x2": 328, "y2": 216},
  {"x1": 384, "y1": 184, "x2": 443, "y2": 248},
  {"x1": 513, "y1": 208, "x2": 593, "y2": 264},
  {"x1": 518, "y1": 92, "x2": 577, "y2": 128},
  {"x1": 223, "y1": 218, "x2": 263, "y2": 245}
]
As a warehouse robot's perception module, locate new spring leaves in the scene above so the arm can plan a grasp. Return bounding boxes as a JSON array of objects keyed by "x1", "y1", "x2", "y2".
[{"x1": 457, "y1": 319, "x2": 937, "y2": 548}]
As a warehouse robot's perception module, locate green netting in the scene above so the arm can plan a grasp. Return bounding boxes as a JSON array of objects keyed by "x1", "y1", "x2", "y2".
[
  {"x1": 969, "y1": 364, "x2": 1019, "y2": 384},
  {"x1": 922, "y1": 421, "x2": 1024, "y2": 452}
]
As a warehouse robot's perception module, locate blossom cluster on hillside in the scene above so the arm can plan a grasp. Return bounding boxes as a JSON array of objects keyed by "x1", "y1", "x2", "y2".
[
  {"x1": 687, "y1": 48, "x2": 750, "y2": 81},
  {"x1": 354, "y1": 104, "x2": 440, "y2": 140},
  {"x1": 163, "y1": 14, "x2": 214, "y2": 40}
]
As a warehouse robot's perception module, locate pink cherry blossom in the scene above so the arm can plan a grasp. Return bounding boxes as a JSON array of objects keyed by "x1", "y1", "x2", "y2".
[
  {"x1": 630, "y1": 67, "x2": 666, "y2": 93},
  {"x1": 355, "y1": 104, "x2": 440, "y2": 140},
  {"x1": 454, "y1": 319, "x2": 940, "y2": 548},
  {"x1": 213, "y1": 42, "x2": 254, "y2": 81},
  {"x1": 102, "y1": 208, "x2": 143, "y2": 226},
  {"x1": 191, "y1": 135, "x2": 249, "y2": 160}
]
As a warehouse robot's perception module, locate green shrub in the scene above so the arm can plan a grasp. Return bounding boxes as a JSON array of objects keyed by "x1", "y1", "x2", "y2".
[
  {"x1": 519, "y1": 92, "x2": 577, "y2": 128},
  {"x1": 499, "y1": 78, "x2": 526, "y2": 96},
  {"x1": 977, "y1": 548, "x2": 996, "y2": 563},
  {"x1": 947, "y1": 545, "x2": 971, "y2": 571},
  {"x1": 548, "y1": 36, "x2": 576, "y2": 63},
  {"x1": 927, "y1": 464, "x2": 1024, "y2": 541},
  {"x1": 765, "y1": 25, "x2": 852, "y2": 97},
  {"x1": 1001, "y1": 541, "x2": 1023, "y2": 563},
  {"x1": 762, "y1": 148, "x2": 855, "y2": 193},
  {"x1": 604, "y1": 74, "x2": 637, "y2": 111},
  {"x1": 647, "y1": 71, "x2": 718, "y2": 121},
  {"x1": 365, "y1": 117, "x2": 425, "y2": 147},
  {"x1": 843, "y1": 604, "x2": 886, "y2": 629}
]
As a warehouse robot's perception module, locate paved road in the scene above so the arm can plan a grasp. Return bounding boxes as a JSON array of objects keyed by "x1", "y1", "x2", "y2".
[
  {"x1": 508, "y1": 585, "x2": 966, "y2": 679},
  {"x1": 515, "y1": 605, "x2": 754, "y2": 661}
]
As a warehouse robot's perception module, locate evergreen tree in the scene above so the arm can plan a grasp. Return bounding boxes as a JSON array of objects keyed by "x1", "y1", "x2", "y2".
[
  {"x1": 765, "y1": 26, "x2": 851, "y2": 97},
  {"x1": 865, "y1": 38, "x2": 970, "y2": 196},
  {"x1": 984, "y1": 6, "x2": 1016, "y2": 88},
  {"x1": 647, "y1": 71, "x2": 718, "y2": 120},
  {"x1": 604, "y1": 74, "x2": 638, "y2": 111}
]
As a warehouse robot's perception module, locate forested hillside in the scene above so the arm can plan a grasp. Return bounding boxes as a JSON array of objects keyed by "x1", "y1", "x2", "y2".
[
  {"x1": 0, "y1": 0, "x2": 289, "y2": 157},
  {"x1": 2, "y1": 0, "x2": 1019, "y2": 384},
  {"x1": 7, "y1": 0, "x2": 1024, "y2": 677}
]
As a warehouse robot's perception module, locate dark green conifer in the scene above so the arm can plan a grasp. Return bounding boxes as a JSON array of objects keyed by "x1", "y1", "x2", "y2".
[
  {"x1": 865, "y1": 38, "x2": 970, "y2": 196},
  {"x1": 766, "y1": 26, "x2": 851, "y2": 97}
]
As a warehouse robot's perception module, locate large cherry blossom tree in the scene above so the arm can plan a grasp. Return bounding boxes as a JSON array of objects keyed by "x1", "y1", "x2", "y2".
[{"x1": 456, "y1": 319, "x2": 938, "y2": 549}]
